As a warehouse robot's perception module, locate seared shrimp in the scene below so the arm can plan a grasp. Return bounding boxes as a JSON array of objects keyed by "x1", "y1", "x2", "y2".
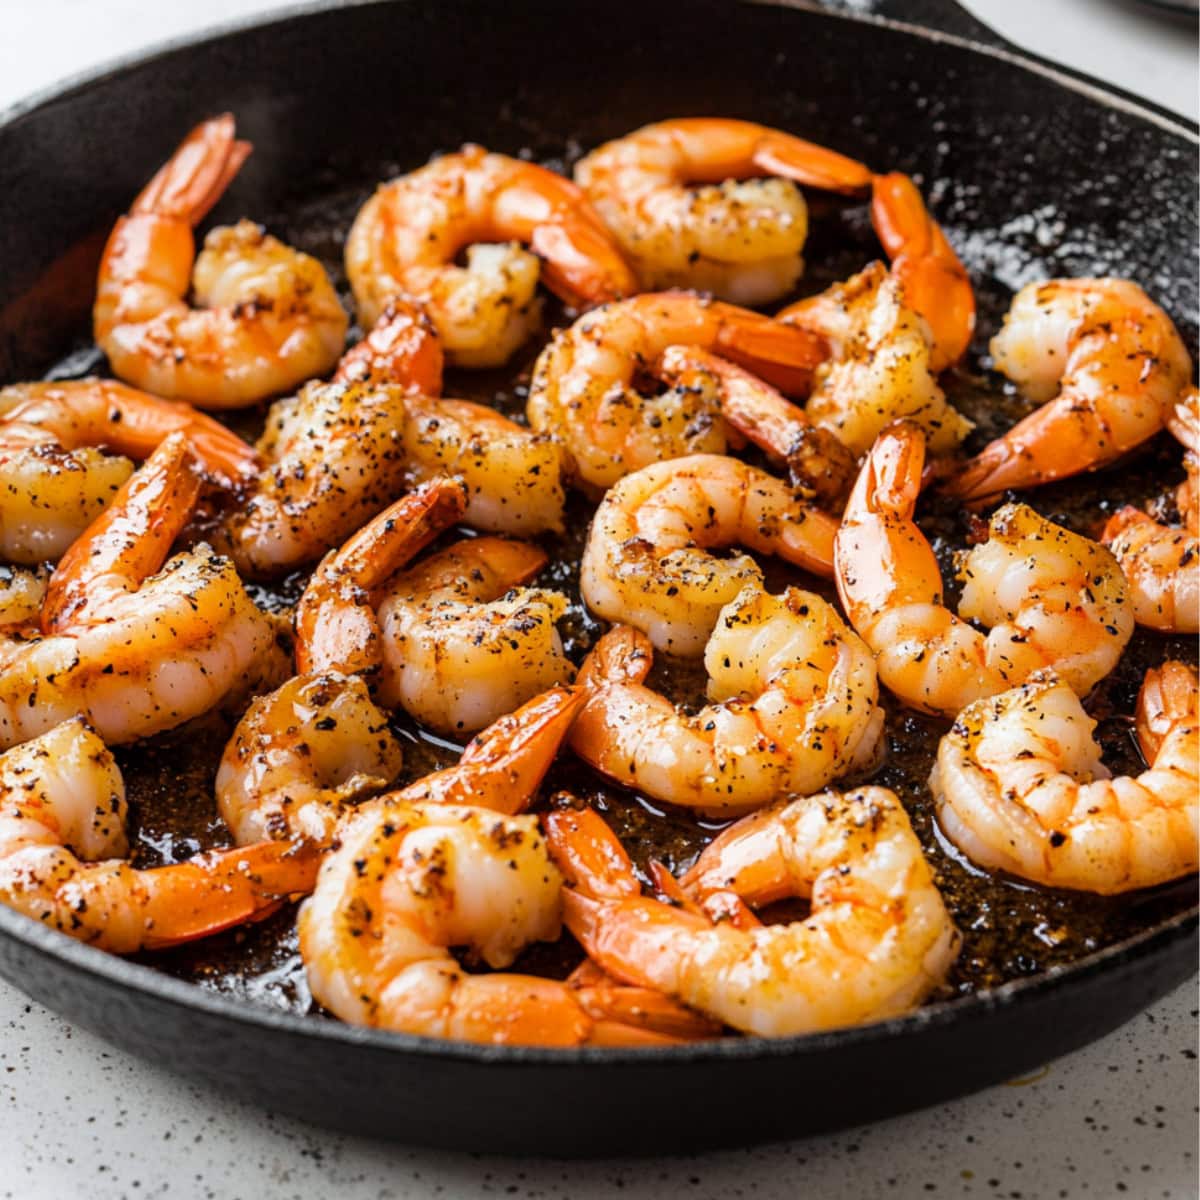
[
  {"x1": 0, "y1": 379, "x2": 258, "y2": 563},
  {"x1": 570, "y1": 584, "x2": 884, "y2": 813},
  {"x1": 545, "y1": 791, "x2": 959, "y2": 1037},
  {"x1": 94, "y1": 114, "x2": 347, "y2": 407},
  {"x1": 345, "y1": 146, "x2": 636, "y2": 367},
  {"x1": 837, "y1": 424, "x2": 1133, "y2": 717},
  {"x1": 0, "y1": 565, "x2": 47, "y2": 626},
  {"x1": 1101, "y1": 387, "x2": 1199, "y2": 633},
  {"x1": 948, "y1": 278, "x2": 1192, "y2": 501},
  {"x1": 216, "y1": 673, "x2": 405, "y2": 846},
  {"x1": 930, "y1": 663, "x2": 1198, "y2": 894},
  {"x1": 0, "y1": 718, "x2": 318, "y2": 951},
  {"x1": 574, "y1": 118, "x2": 871, "y2": 306},
  {"x1": 580, "y1": 453, "x2": 837, "y2": 655},
  {"x1": 375, "y1": 538, "x2": 573, "y2": 736},
  {"x1": 0, "y1": 435, "x2": 282, "y2": 749},
  {"x1": 526, "y1": 291, "x2": 829, "y2": 492},
  {"x1": 778, "y1": 262, "x2": 973, "y2": 455}
]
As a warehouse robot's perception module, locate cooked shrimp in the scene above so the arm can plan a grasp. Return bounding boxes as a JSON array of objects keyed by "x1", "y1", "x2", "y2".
[
  {"x1": 526, "y1": 291, "x2": 830, "y2": 492},
  {"x1": 580, "y1": 453, "x2": 837, "y2": 655},
  {"x1": 570, "y1": 583, "x2": 884, "y2": 813},
  {"x1": 653, "y1": 345, "x2": 856, "y2": 508},
  {"x1": 375, "y1": 537, "x2": 573, "y2": 736},
  {"x1": 1101, "y1": 386, "x2": 1199, "y2": 633},
  {"x1": 345, "y1": 145, "x2": 636, "y2": 367},
  {"x1": 0, "y1": 435, "x2": 283, "y2": 750},
  {"x1": 947, "y1": 278, "x2": 1192, "y2": 501},
  {"x1": 837, "y1": 423, "x2": 1133, "y2": 717},
  {"x1": 930, "y1": 663, "x2": 1198, "y2": 894},
  {"x1": 0, "y1": 718, "x2": 318, "y2": 951},
  {"x1": 545, "y1": 791, "x2": 960, "y2": 1037},
  {"x1": 0, "y1": 378, "x2": 258, "y2": 563},
  {"x1": 94, "y1": 114, "x2": 347, "y2": 407},
  {"x1": 574, "y1": 118, "x2": 871, "y2": 306},
  {"x1": 778, "y1": 261, "x2": 973, "y2": 455},
  {"x1": 0, "y1": 565, "x2": 47, "y2": 627},
  {"x1": 331, "y1": 297, "x2": 445, "y2": 394},
  {"x1": 216, "y1": 672, "x2": 405, "y2": 846}
]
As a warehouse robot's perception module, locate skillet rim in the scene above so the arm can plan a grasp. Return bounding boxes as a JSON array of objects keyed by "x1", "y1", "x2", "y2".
[{"x1": 0, "y1": 0, "x2": 1196, "y2": 1066}]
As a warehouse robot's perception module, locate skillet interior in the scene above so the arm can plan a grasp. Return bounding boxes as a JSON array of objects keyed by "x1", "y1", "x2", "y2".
[{"x1": 0, "y1": 0, "x2": 1195, "y2": 1154}]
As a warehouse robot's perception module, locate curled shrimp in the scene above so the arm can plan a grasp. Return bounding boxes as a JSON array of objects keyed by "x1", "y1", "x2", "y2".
[
  {"x1": 545, "y1": 793, "x2": 960, "y2": 1037},
  {"x1": 345, "y1": 145, "x2": 636, "y2": 368},
  {"x1": 574, "y1": 117, "x2": 871, "y2": 306},
  {"x1": 216, "y1": 672, "x2": 405, "y2": 846},
  {"x1": 930, "y1": 663, "x2": 1198, "y2": 894},
  {"x1": 580, "y1": 453, "x2": 837, "y2": 655},
  {"x1": 0, "y1": 379, "x2": 258, "y2": 563},
  {"x1": 526, "y1": 291, "x2": 830, "y2": 492},
  {"x1": 777, "y1": 261, "x2": 973, "y2": 455},
  {"x1": 947, "y1": 278, "x2": 1193, "y2": 501},
  {"x1": 570, "y1": 583, "x2": 884, "y2": 813},
  {"x1": 836, "y1": 423, "x2": 1133, "y2": 717},
  {"x1": 0, "y1": 434, "x2": 283, "y2": 750},
  {"x1": 94, "y1": 114, "x2": 348, "y2": 408},
  {"x1": 0, "y1": 718, "x2": 318, "y2": 952},
  {"x1": 1101, "y1": 386, "x2": 1199, "y2": 633},
  {"x1": 374, "y1": 537, "x2": 573, "y2": 736}
]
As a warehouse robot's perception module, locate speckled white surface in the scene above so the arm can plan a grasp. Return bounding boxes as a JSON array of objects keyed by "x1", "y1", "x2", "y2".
[{"x1": 0, "y1": 2, "x2": 1197, "y2": 1197}]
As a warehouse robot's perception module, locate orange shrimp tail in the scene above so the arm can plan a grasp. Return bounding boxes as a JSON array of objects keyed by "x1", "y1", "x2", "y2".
[
  {"x1": 544, "y1": 806, "x2": 642, "y2": 900},
  {"x1": 138, "y1": 840, "x2": 321, "y2": 951},
  {"x1": 751, "y1": 129, "x2": 873, "y2": 194},
  {"x1": 712, "y1": 311, "x2": 831, "y2": 396},
  {"x1": 573, "y1": 978, "x2": 722, "y2": 1040},
  {"x1": 131, "y1": 113, "x2": 252, "y2": 225},
  {"x1": 871, "y1": 172, "x2": 974, "y2": 371},
  {"x1": 847, "y1": 420, "x2": 926, "y2": 518},
  {"x1": 446, "y1": 687, "x2": 585, "y2": 814},
  {"x1": 1136, "y1": 660, "x2": 1199, "y2": 761},
  {"x1": 531, "y1": 218, "x2": 639, "y2": 308},
  {"x1": 333, "y1": 298, "x2": 445, "y2": 395},
  {"x1": 295, "y1": 477, "x2": 467, "y2": 676},
  {"x1": 577, "y1": 624, "x2": 655, "y2": 691},
  {"x1": 43, "y1": 432, "x2": 202, "y2": 633}
]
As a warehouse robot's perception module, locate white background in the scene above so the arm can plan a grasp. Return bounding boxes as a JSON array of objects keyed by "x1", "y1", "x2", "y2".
[{"x1": 0, "y1": 2, "x2": 1196, "y2": 1198}]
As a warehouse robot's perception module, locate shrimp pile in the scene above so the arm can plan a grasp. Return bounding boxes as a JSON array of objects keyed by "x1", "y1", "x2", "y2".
[{"x1": 0, "y1": 107, "x2": 1193, "y2": 1053}]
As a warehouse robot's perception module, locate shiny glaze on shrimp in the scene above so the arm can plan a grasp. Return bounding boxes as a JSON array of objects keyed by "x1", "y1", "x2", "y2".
[
  {"x1": 345, "y1": 145, "x2": 636, "y2": 367},
  {"x1": 580, "y1": 453, "x2": 837, "y2": 655},
  {"x1": 0, "y1": 379, "x2": 258, "y2": 563},
  {"x1": 94, "y1": 114, "x2": 347, "y2": 408},
  {"x1": 526, "y1": 291, "x2": 829, "y2": 492},
  {"x1": 0, "y1": 435, "x2": 283, "y2": 749},
  {"x1": 948, "y1": 278, "x2": 1192, "y2": 501},
  {"x1": 0, "y1": 718, "x2": 318, "y2": 951},
  {"x1": 574, "y1": 117, "x2": 871, "y2": 306},
  {"x1": 836, "y1": 423, "x2": 1133, "y2": 717},
  {"x1": 930, "y1": 663, "x2": 1198, "y2": 894},
  {"x1": 545, "y1": 793, "x2": 959, "y2": 1037},
  {"x1": 570, "y1": 584, "x2": 883, "y2": 813}
]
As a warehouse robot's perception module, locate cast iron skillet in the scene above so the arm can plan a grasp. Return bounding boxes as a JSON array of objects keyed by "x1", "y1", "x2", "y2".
[{"x1": 0, "y1": 0, "x2": 1196, "y2": 1156}]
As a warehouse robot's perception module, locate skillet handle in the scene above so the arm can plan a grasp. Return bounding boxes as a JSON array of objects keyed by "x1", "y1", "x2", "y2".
[{"x1": 817, "y1": 0, "x2": 1014, "y2": 51}]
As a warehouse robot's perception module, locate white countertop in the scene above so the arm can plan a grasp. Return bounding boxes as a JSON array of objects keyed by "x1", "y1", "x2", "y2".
[{"x1": 0, "y1": 3, "x2": 1197, "y2": 1197}]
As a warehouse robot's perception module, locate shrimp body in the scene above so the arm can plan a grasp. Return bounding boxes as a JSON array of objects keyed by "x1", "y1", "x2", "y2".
[
  {"x1": 930, "y1": 664, "x2": 1198, "y2": 894},
  {"x1": 546, "y1": 791, "x2": 960, "y2": 1037},
  {"x1": 345, "y1": 146, "x2": 636, "y2": 367},
  {"x1": 574, "y1": 119, "x2": 870, "y2": 305},
  {"x1": 0, "y1": 719, "x2": 318, "y2": 951},
  {"x1": 0, "y1": 436, "x2": 281, "y2": 749},
  {"x1": 94, "y1": 115, "x2": 347, "y2": 408},
  {"x1": 526, "y1": 291, "x2": 829, "y2": 492},
  {"x1": 778, "y1": 262, "x2": 973, "y2": 455},
  {"x1": 0, "y1": 379, "x2": 258, "y2": 563},
  {"x1": 837, "y1": 424, "x2": 1132, "y2": 717},
  {"x1": 216, "y1": 672, "x2": 404, "y2": 846},
  {"x1": 376, "y1": 538, "x2": 573, "y2": 736},
  {"x1": 570, "y1": 584, "x2": 884, "y2": 813},
  {"x1": 948, "y1": 279, "x2": 1192, "y2": 500},
  {"x1": 581, "y1": 454, "x2": 837, "y2": 655}
]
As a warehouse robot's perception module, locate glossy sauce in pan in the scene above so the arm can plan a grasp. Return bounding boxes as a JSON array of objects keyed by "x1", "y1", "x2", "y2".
[{"x1": 40, "y1": 174, "x2": 1196, "y2": 1023}]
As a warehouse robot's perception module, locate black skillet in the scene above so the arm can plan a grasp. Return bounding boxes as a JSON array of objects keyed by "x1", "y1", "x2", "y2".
[{"x1": 0, "y1": 0, "x2": 1196, "y2": 1156}]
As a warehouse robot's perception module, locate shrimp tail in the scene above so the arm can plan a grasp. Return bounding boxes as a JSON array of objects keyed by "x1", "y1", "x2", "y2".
[
  {"x1": 751, "y1": 131, "x2": 873, "y2": 194},
  {"x1": 543, "y1": 806, "x2": 643, "y2": 900},
  {"x1": 846, "y1": 419, "x2": 926, "y2": 519},
  {"x1": 1136, "y1": 660, "x2": 1199, "y2": 760},
  {"x1": 131, "y1": 113, "x2": 252, "y2": 224},
  {"x1": 332, "y1": 297, "x2": 445, "y2": 395},
  {"x1": 576, "y1": 625, "x2": 655, "y2": 691}
]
